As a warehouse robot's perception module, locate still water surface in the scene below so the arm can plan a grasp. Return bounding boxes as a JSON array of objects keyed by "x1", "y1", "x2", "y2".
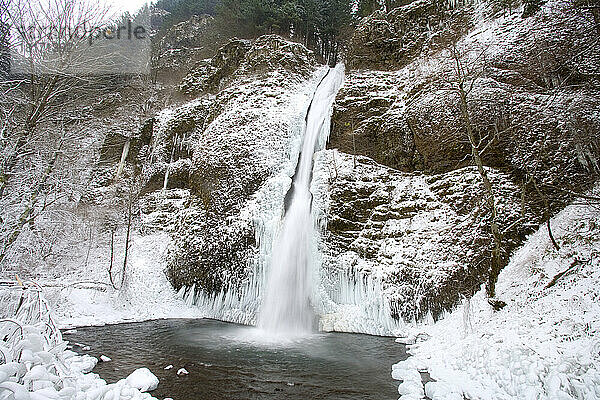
[{"x1": 67, "y1": 319, "x2": 406, "y2": 400}]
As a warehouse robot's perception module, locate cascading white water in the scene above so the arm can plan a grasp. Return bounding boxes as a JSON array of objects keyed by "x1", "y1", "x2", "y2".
[
  {"x1": 179, "y1": 65, "x2": 400, "y2": 336},
  {"x1": 258, "y1": 66, "x2": 345, "y2": 335}
]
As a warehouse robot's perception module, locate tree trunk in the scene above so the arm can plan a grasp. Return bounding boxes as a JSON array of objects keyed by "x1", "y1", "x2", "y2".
[
  {"x1": 457, "y1": 79, "x2": 503, "y2": 298},
  {"x1": 109, "y1": 230, "x2": 116, "y2": 288},
  {"x1": 532, "y1": 178, "x2": 560, "y2": 251},
  {"x1": 121, "y1": 188, "x2": 134, "y2": 288}
]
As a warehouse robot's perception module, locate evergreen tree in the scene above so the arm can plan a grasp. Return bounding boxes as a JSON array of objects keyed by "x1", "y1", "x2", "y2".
[
  {"x1": 277, "y1": 1, "x2": 302, "y2": 38},
  {"x1": 155, "y1": 0, "x2": 354, "y2": 63},
  {"x1": 319, "y1": 0, "x2": 352, "y2": 64}
]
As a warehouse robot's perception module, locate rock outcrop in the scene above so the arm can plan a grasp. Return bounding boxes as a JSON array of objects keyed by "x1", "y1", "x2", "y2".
[
  {"x1": 333, "y1": 5, "x2": 600, "y2": 179},
  {"x1": 326, "y1": 1, "x2": 600, "y2": 320},
  {"x1": 315, "y1": 151, "x2": 535, "y2": 320},
  {"x1": 141, "y1": 35, "x2": 319, "y2": 293},
  {"x1": 154, "y1": 15, "x2": 228, "y2": 83},
  {"x1": 347, "y1": 0, "x2": 472, "y2": 70},
  {"x1": 179, "y1": 35, "x2": 316, "y2": 95}
]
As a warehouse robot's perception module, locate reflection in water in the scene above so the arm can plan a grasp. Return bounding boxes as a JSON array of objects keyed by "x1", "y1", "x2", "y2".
[{"x1": 67, "y1": 319, "x2": 407, "y2": 400}]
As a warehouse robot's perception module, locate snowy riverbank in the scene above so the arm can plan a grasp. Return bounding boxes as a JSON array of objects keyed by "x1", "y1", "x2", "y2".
[
  {"x1": 0, "y1": 282, "x2": 163, "y2": 400},
  {"x1": 393, "y1": 194, "x2": 600, "y2": 399}
]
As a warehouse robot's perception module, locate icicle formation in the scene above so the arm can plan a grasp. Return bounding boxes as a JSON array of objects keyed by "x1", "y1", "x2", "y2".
[
  {"x1": 258, "y1": 65, "x2": 345, "y2": 336},
  {"x1": 319, "y1": 268, "x2": 402, "y2": 336},
  {"x1": 175, "y1": 67, "x2": 334, "y2": 327}
]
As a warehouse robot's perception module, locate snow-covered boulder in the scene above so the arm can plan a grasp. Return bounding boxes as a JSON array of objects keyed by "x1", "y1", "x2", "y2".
[{"x1": 125, "y1": 368, "x2": 159, "y2": 392}]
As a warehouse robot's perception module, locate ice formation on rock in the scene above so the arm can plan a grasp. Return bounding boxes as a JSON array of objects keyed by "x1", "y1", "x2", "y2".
[{"x1": 257, "y1": 65, "x2": 344, "y2": 335}]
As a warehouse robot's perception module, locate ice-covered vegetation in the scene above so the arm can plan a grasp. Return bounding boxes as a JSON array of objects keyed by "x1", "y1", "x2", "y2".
[{"x1": 0, "y1": 282, "x2": 160, "y2": 400}]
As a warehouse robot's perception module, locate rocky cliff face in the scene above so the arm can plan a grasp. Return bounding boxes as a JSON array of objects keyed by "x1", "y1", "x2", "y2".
[
  {"x1": 90, "y1": 0, "x2": 599, "y2": 330},
  {"x1": 326, "y1": 0, "x2": 599, "y2": 320},
  {"x1": 154, "y1": 15, "x2": 228, "y2": 83},
  {"x1": 140, "y1": 35, "x2": 318, "y2": 293},
  {"x1": 347, "y1": 0, "x2": 472, "y2": 70},
  {"x1": 334, "y1": 3, "x2": 600, "y2": 177},
  {"x1": 314, "y1": 151, "x2": 532, "y2": 320}
]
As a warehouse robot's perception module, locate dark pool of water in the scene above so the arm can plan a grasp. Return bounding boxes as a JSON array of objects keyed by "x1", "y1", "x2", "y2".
[{"x1": 66, "y1": 318, "x2": 407, "y2": 400}]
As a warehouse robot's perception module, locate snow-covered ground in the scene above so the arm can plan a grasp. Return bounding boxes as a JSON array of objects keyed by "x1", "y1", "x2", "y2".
[
  {"x1": 0, "y1": 232, "x2": 193, "y2": 399},
  {"x1": 0, "y1": 282, "x2": 163, "y2": 400},
  {"x1": 41, "y1": 232, "x2": 198, "y2": 329},
  {"x1": 393, "y1": 193, "x2": 600, "y2": 399}
]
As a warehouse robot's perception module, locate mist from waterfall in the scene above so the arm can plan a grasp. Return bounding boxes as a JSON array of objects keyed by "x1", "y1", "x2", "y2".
[{"x1": 258, "y1": 65, "x2": 345, "y2": 336}]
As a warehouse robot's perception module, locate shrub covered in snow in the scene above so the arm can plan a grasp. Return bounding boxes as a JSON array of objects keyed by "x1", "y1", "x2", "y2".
[{"x1": 0, "y1": 282, "x2": 160, "y2": 400}]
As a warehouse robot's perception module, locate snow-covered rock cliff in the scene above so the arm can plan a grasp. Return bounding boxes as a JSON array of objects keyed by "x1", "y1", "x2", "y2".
[{"x1": 326, "y1": 0, "x2": 600, "y2": 322}]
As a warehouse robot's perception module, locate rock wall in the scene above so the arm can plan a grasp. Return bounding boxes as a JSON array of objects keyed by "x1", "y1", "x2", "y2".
[
  {"x1": 106, "y1": 0, "x2": 600, "y2": 329},
  {"x1": 143, "y1": 35, "x2": 319, "y2": 293},
  {"x1": 314, "y1": 151, "x2": 532, "y2": 320},
  {"x1": 347, "y1": 0, "x2": 473, "y2": 70},
  {"x1": 154, "y1": 15, "x2": 228, "y2": 83},
  {"x1": 326, "y1": 0, "x2": 600, "y2": 320}
]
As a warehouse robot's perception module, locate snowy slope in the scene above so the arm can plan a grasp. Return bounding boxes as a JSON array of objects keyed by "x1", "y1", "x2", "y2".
[
  {"x1": 393, "y1": 189, "x2": 600, "y2": 399},
  {"x1": 42, "y1": 233, "x2": 198, "y2": 329}
]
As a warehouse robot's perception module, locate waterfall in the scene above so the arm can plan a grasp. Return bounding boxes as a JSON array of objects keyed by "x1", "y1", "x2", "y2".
[
  {"x1": 258, "y1": 66, "x2": 344, "y2": 335},
  {"x1": 178, "y1": 65, "x2": 402, "y2": 336}
]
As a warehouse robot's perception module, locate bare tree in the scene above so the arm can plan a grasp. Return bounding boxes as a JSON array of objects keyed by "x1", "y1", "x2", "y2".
[
  {"x1": 0, "y1": 0, "x2": 110, "y2": 196},
  {"x1": 446, "y1": 43, "x2": 505, "y2": 301},
  {"x1": 442, "y1": 38, "x2": 591, "y2": 300},
  {"x1": 0, "y1": 0, "x2": 112, "y2": 267},
  {"x1": 0, "y1": 128, "x2": 64, "y2": 263}
]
